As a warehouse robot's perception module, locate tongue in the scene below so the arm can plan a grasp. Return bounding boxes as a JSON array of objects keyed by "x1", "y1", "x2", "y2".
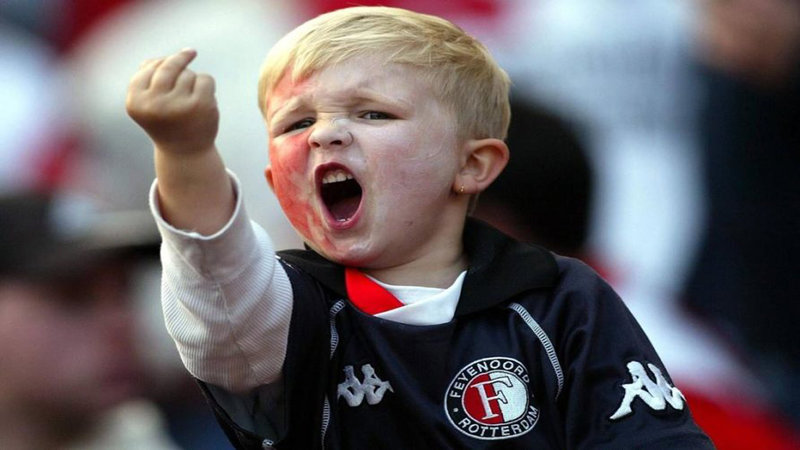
[{"x1": 330, "y1": 196, "x2": 360, "y2": 221}]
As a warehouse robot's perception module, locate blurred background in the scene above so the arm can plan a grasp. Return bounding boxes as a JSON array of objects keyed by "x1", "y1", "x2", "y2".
[{"x1": 1, "y1": 0, "x2": 798, "y2": 448}]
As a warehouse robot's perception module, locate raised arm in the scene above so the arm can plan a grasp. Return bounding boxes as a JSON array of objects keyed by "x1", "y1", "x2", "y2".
[
  {"x1": 126, "y1": 48, "x2": 233, "y2": 234},
  {"x1": 127, "y1": 50, "x2": 293, "y2": 392}
]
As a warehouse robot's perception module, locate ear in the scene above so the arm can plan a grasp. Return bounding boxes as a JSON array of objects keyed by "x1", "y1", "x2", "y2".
[
  {"x1": 264, "y1": 166, "x2": 276, "y2": 192},
  {"x1": 453, "y1": 138, "x2": 509, "y2": 194}
]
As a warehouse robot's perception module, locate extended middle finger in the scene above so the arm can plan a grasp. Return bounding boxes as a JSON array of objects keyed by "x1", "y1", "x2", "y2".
[{"x1": 149, "y1": 49, "x2": 198, "y2": 91}]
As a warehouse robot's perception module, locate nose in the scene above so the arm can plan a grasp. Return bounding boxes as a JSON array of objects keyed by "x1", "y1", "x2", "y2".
[{"x1": 308, "y1": 118, "x2": 353, "y2": 149}]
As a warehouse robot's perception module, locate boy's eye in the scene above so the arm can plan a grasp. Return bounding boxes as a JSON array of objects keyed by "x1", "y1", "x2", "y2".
[
  {"x1": 360, "y1": 111, "x2": 393, "y2": 120},
  {"x1": 285, "y1": 118, "x2": 315, "y2": 133}
]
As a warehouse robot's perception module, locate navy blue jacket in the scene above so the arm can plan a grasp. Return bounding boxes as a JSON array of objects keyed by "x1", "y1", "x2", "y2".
[{"x1": 199, "y1": 219, "x2": 713, "y2": 449}]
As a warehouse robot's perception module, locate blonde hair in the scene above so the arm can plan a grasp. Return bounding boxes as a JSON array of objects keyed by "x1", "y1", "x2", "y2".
[{"x1": 258, "y1": 6, "x2": 511, "y2": 140}]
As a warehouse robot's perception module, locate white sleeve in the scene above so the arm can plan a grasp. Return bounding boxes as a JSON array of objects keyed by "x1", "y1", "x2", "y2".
[{"x1": 148, "y1": 171, "x2": 293, "y2": 393}]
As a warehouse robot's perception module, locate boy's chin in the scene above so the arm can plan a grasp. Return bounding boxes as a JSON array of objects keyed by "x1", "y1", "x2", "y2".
[
  {"x1": 317, "y1": 249, "x2": 363, "y2": 268},
  {"x1": 307, "y1": 240, "x2": 374, "y2": 268}
]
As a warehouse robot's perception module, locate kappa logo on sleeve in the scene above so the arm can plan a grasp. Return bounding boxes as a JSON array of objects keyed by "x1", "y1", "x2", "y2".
[
  {"x1": 609, "y1": 361, "x2": 685, "y2": 420},
  {"x1": 444, "y1": 357, "x2": 539, "y2": 440}
]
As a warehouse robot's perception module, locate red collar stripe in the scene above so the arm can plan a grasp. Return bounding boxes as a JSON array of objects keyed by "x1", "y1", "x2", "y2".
[{"x1": 345, "y1": 268, "x2": 404, "y2": 314}]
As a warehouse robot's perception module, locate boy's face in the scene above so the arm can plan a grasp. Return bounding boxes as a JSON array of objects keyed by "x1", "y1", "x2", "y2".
[{"x1": 265, "y1": 55, "x2": 466, "y2": 268}]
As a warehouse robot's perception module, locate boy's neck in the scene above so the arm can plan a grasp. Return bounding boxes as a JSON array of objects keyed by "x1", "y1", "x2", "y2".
[
  {"x1": 358, "y1": 207, "x2": 472, "y2": 289},
  {"x1": 362, "y1": 247, "x2": 468, "y2": 289}
]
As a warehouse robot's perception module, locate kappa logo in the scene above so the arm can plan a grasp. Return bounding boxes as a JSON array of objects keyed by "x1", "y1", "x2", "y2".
[
  {"x1": 337, "y1": 364, "x2": 394, "y2": 407},
  {"x1": 445, "y1": 357, "x2": 539, "y2": 440},
  {"x1": 609, "y1": 361, "x2": 686, "y2": 420}
]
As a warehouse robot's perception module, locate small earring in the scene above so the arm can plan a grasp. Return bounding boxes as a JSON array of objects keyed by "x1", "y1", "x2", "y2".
[{"x1": 459, "y1": 185, "x2": 465, "y2": 195}]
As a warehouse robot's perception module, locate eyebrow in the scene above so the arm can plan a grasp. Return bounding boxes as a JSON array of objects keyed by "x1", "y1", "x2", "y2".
[
  {"x1": 268, "y1": 98, "x2": 305, "y2": 127},
  {"x1": 269, "y1": 87, "x2": 413, "y2": 127}
]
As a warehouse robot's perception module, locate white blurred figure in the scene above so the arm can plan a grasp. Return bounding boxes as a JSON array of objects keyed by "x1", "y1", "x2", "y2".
[
  {"x1": 0, "y1": 20, "x2": 69, "y2": 193},
  {"x1": 500, "y1": 0, "x2": 703, "y2": 298}
]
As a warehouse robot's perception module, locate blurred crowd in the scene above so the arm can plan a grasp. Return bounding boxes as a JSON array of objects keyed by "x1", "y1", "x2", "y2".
[{"x1": 1, "y1": 0, "x2": 798, "y2": 448}]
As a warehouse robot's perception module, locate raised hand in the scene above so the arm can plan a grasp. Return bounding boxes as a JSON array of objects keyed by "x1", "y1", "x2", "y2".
[
  {"x1": 126, "y1": 49, "x2": 233, "y2": 235},
  {"x1": 126, "y1": 49, "x2": 219, "y2": 155}
]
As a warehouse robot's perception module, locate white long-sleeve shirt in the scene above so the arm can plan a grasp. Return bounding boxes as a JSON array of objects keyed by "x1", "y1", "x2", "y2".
[{"x1": 149, "y1": 175, "x2": 293, "y2": 392}]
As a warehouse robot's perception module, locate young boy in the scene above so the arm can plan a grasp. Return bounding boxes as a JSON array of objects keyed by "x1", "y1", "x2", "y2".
[{"x1": 127, "y1": 6, "x2": 713, "y2": 449}]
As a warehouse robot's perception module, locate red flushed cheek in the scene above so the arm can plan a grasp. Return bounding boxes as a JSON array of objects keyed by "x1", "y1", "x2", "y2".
[
  {"x1": 274, "y1": 177, "x2": 311, "y2": 237},
  {"x1": 269, "y1": 140, "x2": 326, "y2": 246}
]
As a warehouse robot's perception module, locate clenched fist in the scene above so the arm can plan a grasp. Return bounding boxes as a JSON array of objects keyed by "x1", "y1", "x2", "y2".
[
  {"x1": 126, "y1": 49, "x2": 219, "y2": 155},
  {"x1": 127, "y1": 48, "x2": 234, "y2": 234}
]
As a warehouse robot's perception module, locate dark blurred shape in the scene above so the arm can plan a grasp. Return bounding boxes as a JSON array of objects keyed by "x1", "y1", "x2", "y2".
[
  {"x1": 685, "y1": 0, "x2": 800, "y2": 430},
  {"x1": 0, "y1": 190, "x2": 173, "y2": 449},
  {"x1": 0, "y1": 191, "x2": 159, "y2": 281},
  {"x1": 0, "y1": 0, "x2": 136, "y2": 53},
  {"x1": 474, "y1": 96, "x2": 593, "y2": 256},
  {"x1": 685, "y1": 67, "x2": 800, "y2": 423}
]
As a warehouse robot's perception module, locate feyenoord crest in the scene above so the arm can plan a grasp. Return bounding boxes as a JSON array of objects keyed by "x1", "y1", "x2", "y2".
[{"x1": 444, "y1": 357, "x2": 539, "y2": 440}]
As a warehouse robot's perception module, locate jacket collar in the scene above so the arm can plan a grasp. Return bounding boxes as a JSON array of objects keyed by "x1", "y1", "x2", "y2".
[
  {"x1": 277, "y1": 218, "x2": 558, "y2": 317},
  {"x1": 456, "y1": 218, "x2": 557, "y2": 315}
]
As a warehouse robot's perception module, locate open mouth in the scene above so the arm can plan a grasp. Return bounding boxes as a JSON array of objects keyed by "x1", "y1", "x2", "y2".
[{"x1": 320, "y1": 168, "x2": 362, "y2": 222}]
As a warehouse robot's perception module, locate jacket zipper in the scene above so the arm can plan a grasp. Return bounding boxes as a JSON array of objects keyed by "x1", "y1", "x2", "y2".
[{"x1": 321, "y1": 301, "x2": 346, "y2": 449}]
